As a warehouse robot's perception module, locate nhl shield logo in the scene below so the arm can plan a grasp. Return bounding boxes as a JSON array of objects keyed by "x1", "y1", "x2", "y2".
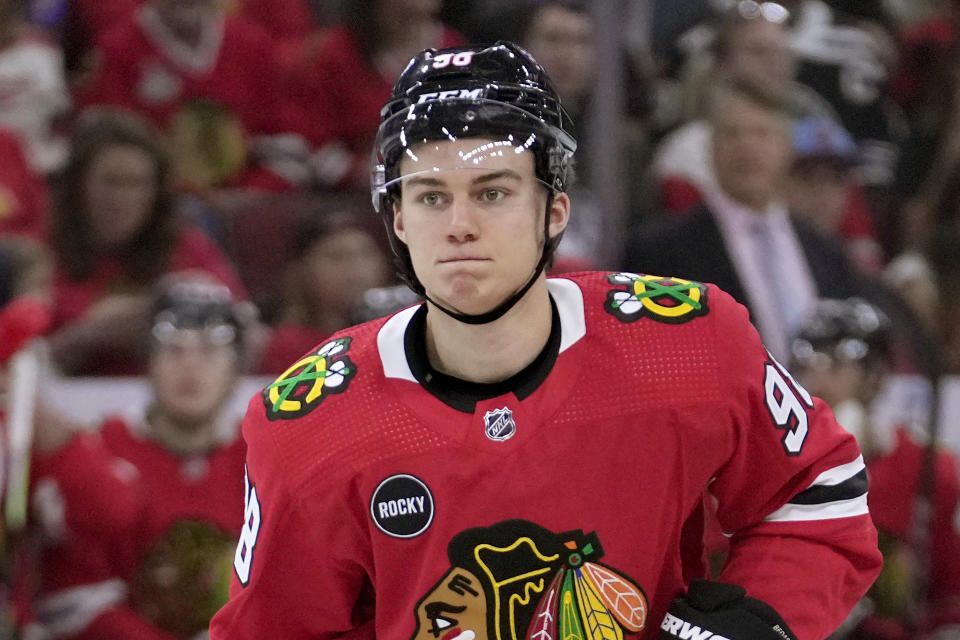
[{"x1": 483, "y1": 407, "x2": 516, "y2": 442}]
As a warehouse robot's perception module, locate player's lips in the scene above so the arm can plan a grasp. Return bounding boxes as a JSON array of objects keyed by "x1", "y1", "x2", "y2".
[{"x1": 437, "y1": 256, "x2": 490, "y2": 264}]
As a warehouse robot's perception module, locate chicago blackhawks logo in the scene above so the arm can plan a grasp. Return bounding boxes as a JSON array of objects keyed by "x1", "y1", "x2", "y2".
[
  {"x1": 133, "y1": 519, "x2": 234, "y2": 638},
  {"x1": 604, "y1": 273, "x2": 709, "y2": 325},
  {"x1": 412, "y1": 519, "x2": 647, "y2": 640},
  {"x1": 262, "y1": 337, "x2": 356, "y2": 420}
]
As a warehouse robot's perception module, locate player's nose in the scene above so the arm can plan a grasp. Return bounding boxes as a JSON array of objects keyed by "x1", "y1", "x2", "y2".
[{"x1": 445, "y1": 196, "x2": 480, "y2": 242}]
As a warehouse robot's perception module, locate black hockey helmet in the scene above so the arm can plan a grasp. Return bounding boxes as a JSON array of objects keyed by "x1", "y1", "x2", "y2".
[
  {"x1": 150, "y1": 274, "x2": 255, "y2": 348},
  {"x1": 371, "y1": 41, "x2": 578, "y2": 324},
  {"x1": 790, "y1": 298, "x2": 891, "y2": 370}
]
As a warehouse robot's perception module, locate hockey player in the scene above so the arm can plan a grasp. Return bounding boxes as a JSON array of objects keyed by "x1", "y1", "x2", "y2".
[
  {"x1": 790, "y1": 298, "x2": 960, "y2": 639},
  {"x1": 209, "y1": 42, "x2": 881, "y2": 640},
  {"x1": 27, "y1": 274, "x2": 252, "y2": 639}
]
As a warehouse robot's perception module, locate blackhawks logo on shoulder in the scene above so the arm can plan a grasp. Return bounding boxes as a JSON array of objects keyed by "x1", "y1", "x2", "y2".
[
  {"x1": 604, "y1": 272, "x2": 709, "y2": 324},
  {"x1": 262, "y1": 338, "x2": 356, "y2": 420}
]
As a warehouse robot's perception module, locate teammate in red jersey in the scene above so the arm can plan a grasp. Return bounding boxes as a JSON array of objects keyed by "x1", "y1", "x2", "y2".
[
  {"x1": 210, "y1": 42, "x2": 881, "y2": 640},
  {"x1": 790, "y1": 298, "x2": 960, "y2": 639},
  {"x1": 26, "y1": 274, "x2": 254, "y2": 639}
]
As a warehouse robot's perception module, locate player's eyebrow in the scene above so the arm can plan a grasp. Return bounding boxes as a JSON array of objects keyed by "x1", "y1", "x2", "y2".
[
  {"x1": 471, "y1": 169, "x2": 523, "y2": 185},
  {"x1": 404, "y1": 175, "x2": 445, "y2": 188},
  {"x1": 403, "y1": 170, "x2": 524, "y2": 189}
]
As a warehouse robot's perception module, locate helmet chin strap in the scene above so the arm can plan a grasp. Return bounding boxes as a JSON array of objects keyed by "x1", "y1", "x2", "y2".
[{"x1": 422, "y1": 196, "x2": 556, "y2": 326}]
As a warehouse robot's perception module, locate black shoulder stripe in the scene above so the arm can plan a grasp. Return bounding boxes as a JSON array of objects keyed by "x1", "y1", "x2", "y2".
[{"x1": 788, "y1": 469, "x2": 868, "y2": 505}]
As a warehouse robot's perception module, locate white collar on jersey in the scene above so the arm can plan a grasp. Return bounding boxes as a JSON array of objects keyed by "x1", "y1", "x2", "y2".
[
  {"x1": 138, "y1": 4, "x2": 226, "y2": 74},
  {"x1": 377, "y1": 277, "x2": 586, "y2": 383}
]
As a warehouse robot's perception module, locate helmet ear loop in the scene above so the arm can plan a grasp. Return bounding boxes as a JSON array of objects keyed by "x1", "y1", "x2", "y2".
[
  {"x1": 372, "y1": 162, "x2": 387, "y2": 211},
  {"x1": 546, "y1": 144, "x2": 572, "y2": 193}
]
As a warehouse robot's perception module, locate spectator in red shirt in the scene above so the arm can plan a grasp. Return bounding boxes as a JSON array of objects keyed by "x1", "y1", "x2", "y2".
[
  {"x1": 232, "y1": 0, "x2": 314, "y2": 67},
  {"x1": 286, "y1": 0, "x2": 464, "y2": 191},
  {"x1": 0, "y1": 128, "x2": 50, "y2": 240},
  {"x1": 63, "y1": 0, "x2": 313, "y2": 90},
  {"x1": 0, "y1": 0, "x2": 71, "y2": 176},
  {"x1": 78, "y1": 0, "x2": 302, "y2": 191},
  {"x1": 46, "y1": 107, "x2": 248, "y2": 376},
  {"x1": 258, "y1": 211, "x2": 392, "y2": 375}
]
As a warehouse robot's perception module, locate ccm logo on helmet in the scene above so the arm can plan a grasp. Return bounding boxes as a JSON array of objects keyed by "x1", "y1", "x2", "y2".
[{"x1": 416, "y1": 88, "x2": 485, "y2": 104}]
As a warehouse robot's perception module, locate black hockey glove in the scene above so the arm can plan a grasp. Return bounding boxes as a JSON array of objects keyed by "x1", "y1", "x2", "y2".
[{"x1": 659, "y1": 579, "x2": 797, "y2": 640}]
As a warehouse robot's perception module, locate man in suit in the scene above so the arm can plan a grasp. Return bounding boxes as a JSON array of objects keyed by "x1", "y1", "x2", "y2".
[{"x1": 627, "y1": 75, "x2": 864, "y2": 361}]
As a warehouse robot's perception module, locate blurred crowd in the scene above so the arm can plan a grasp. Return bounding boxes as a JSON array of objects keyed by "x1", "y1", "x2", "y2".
[{"x1": 0, "y1": 0, "x2": 960, "y2": 638}]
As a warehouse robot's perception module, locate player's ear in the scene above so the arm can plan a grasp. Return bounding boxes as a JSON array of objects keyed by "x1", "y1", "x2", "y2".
[
  {"x1": 548, "y1": 191, "x2": 571, "y2": 239},
  {"x1": 392, "y1": 203, "x2": 407, "y2": 244}
]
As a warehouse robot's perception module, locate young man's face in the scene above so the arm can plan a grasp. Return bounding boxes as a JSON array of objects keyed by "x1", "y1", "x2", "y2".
[
  {"x1": 149, "y1": 330, "x2": 238, "y2": 426},
  {"x1": 392, "y1": 138, "x2": 569, "y2": 315}
]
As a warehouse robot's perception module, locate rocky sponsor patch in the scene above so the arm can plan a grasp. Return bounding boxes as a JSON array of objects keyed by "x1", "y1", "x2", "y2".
[{"x1": 370, "y1": 474, "x2": 434, "y2": 539}]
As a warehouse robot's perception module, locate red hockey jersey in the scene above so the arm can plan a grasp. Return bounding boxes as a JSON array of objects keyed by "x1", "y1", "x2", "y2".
[
  {"x1": 210, "y1": 272, "x2": 881, "y2": 640},
  {"x1": 859, "y1": 428, "x2": 960, "y2": 636},
  {"x1": 29, "y1": 416, "x2": 246, "y2": 639}
]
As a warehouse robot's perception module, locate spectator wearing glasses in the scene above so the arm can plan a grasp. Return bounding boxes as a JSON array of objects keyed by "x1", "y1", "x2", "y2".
[
  {"x1": 630, "y1": 76, "x2": 866, "y2": 362},
  {"x1": 652, "y1": 0, "x2": 836, "y2": 216}
]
